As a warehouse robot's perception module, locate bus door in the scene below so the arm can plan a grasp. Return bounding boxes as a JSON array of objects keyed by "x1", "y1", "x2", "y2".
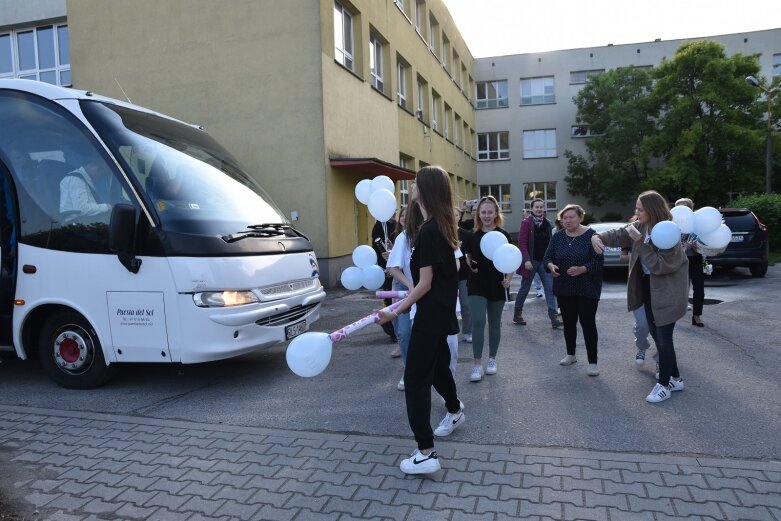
[{"x1": 0, "y1": 167, "x2": 18, "y2": 348}]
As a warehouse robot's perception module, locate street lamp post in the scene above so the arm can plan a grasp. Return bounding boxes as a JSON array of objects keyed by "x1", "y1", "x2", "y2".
[{"x1": 745, "y1": 75, "x2": 778, "y2": 194}]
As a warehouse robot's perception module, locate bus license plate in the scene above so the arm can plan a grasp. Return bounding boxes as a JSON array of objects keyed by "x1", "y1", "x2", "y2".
[{"x1": 285, "y1": 320, "x2": 307, "y2": 340}]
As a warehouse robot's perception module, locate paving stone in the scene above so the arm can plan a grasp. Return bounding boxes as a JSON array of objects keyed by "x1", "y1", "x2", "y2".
[
  {"x1": 353, "y1": 485, "x2": 395, "y2": 504},
  {"x1": 443, "y1": 469, "x2": 484, "y2": 485},
  {"x1": 672, "y1": 498, "x2": 727, "y2": 518},
  {"x1": 288, "y1": 510, "x2": 339, "y2": 521},
  {"x1": 23, "y1": 491, "x2": 61, "y2": 508},
  {"x1": 541, "y1": 487, "x2": 585, "y2": 506},
  {"x1": 284, "y1": 493, "x2": 329, "y2": 512},
  {"x1": 179, "y1": 495, "x2": 226, "y2": 516},
  {"x1": 518, "y1": 499, "x2": 563, "y2": 518},
  {"x1": 476, "y1": 496, "x2": 519, "y2": 516},
  {"x1": 116, "y1": 473, "x2": 159, "y2": 490},
  {"x1": 178, "y1": 481, "x2": 223, "y2": 499},
  {"x1": 315, "y1": 483, "x2": 359, "y2": 500},
  {"x1": 344, "y1": 472, "x2": 384, "y2": 489},
  {"x1": 362, "y1": 501, "x2": 409, "y2": 519},
  {"x1": 627, "y1": 495, "x2": 676, "y2": 515},
  {"x1": 466, "y1": 458, "x2": 505, "y2": 473},
  {"x1": 749, "y1": 478, "x2": 781, "y2": 494},
  {"x1": 563, "y1": 504, "x2": 609, "y2": 521},
  {"x1": 251, "y1": 504, "x2": 299, "y2": 521},
  {"x1": 434, "y1": 493, "x2": 476, "y2": 513},
  {"x1": 247, "y1": 489, "x2": 293, "y2": 508},
  {"x1": 322, "y1": 496, "x2": 369, "y2": 516},
  {"x1": 603, "y1": 480, "x2": 647, "y2": 497},
  {"x1": 687, "y1": 485, "x2": 741, "y2": 505},
  {"x1": 83, "y1": 483, "x2": 127, "y2": 500},
  {"x1": 523, "y1": 474, "x2": 561, "y2": 489},
  {"x1": 82, "y1": 497, "x2": 123, "y2": 515},
  {"x1": 451, "y1": 511, "x2": 495, "y2": 521},
  {"x1": 144, "y1": 491, "x2": 191, "y2": 509},
  {"x1": 416, "y1": 479, "x2": 459, "y2": 496},
  {"x1": 482, "y1": 470, "x2": 522, "y2": 487},
  {"x1": 115, "y1": 487, "x2": 159, "y2": 505},
  {"x1": 506, "y1": 461, "x2": 543, "y2": 475},
  {"x1": 29, "y1": 478, "x2": 62, "y2": 492},
  {"x1": 147, "y1": 508, "x2": 192, "y2": 521},
  {"x1": 278, "y1": 479, "x2": 320, "y2": 495},
  {"x1": 561, "y1": 475, "x2": 603, "y2": 493},
  {"x1": 661, "y1": 470, "x2": 709, "y2": 487},
  {"x1": 583, "y1": 490, "x2": 628, "y2": 510},
  {"x1": 704, "y1": 475, "x2": 755, "y2": 491},
  {"x1": 719, "y1": 504, "x2": 776, "y2": 521},
  {"x1": 407, "y1": 506, "x2": 452, "y2": 521},
  {"x1": 499, "y1": 484, "x2": 542, "y2": 502},
  {"x1": 646, "y1": 482, "x2": 693, "y2": 500},
  {"x1": 735, "y1": 489, "x2": 781, "y2": 508},
  {"x1": 392, "y1": 489, "x2": 435, "y2": 508}
]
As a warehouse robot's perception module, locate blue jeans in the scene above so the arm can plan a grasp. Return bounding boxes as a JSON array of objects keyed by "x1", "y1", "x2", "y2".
[
  {"x1": 392, "y1": 281, "x2": 412, "y2": 364},
  {"x1": 514, "y1": 260, "x2": 556, "y2": 313},
  {"x1": 633, "y1": 305, "x2": 651, "y2": 351}
]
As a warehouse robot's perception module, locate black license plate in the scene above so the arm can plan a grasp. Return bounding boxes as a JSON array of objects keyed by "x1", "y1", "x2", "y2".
[{"x1": 285, "y1": 320, "x2": 307, "y2": 340}]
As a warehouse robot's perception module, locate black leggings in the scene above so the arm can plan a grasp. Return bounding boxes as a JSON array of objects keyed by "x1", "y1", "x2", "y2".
[
  {"x1": 404, "y1": 326, "x2": 460, "y2": 451},
  {"x1": 688, "y1": 253, "x2": 704, "y2": 316},
  {"x1": 557, "y1": 295, "x2": 599, "y2": 364}
]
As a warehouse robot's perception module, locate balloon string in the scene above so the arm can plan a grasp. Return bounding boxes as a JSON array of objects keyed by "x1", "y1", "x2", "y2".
[
  {"x1": 329, "y1": 299, "x2": 405, "y2": 342},
  {"x1": 381, "y1": 221, "x2": 389, "y2": 248}
]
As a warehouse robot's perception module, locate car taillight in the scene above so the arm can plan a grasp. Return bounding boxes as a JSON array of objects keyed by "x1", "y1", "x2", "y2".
[{"x1": 752, "y1": 213, "x2": 767, "y2": 232}]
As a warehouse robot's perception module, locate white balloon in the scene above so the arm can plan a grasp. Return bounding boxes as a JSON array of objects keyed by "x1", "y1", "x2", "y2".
[
  {"x1": 355, "y1": 179, "x2": 372, "y2": 205},
  {"x1": 368, "y1": 188, "x2": 397, "y2": 222},
  {"x1": 352, "y1": 245, "x2": 377, "y2": 269},
  {"x1": 286, "y1": 332, "x2": 332, "y2": 377},
  {"x1": 699, "y1": 223, "x2": 732, "y2": 249},
  {"x1": 480, "y1": 230, "x2": 508, "y2": 260},
  {"x1": 693, "y1": 206, "x2": 722, "y2": 236},
  {"x1": 670, "y1": 205, "x2": 695, "y2": 234},
  {"x1": 650, "y1": 220, "x2": 681, "y2": 250},
  {"x1": 370, "y1": 175, "x2": 395, "y2": 194},
  {"x1": 341, "y1": 266, "x2": 363, "y2": 290},
  {"x1": 361, "y1": 265, "x2": 386, "y2": 290},
  {"x1": 493, "y1": 243, "x2": 523, "y2": 273}
]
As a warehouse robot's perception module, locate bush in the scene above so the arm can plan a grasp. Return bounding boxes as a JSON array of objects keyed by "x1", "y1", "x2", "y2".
[
  {"x1": 731, "y1": 193, "x2": 781, "y2": 250},
  {"x1": 601, "y1": 211, "x2": 625, "y2": 222}
]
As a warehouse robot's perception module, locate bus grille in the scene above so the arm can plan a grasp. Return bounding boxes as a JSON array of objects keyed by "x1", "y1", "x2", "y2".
[
  {"x1": 256, "y1": 303, "x2": 319, "y2": 327},
  {"x1": 259, "y1": 280, "x2": 317, "y2": 299}
]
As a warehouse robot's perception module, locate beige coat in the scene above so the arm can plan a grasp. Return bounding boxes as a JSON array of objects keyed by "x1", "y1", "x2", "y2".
[{"x1": 599, "y1": 224, "x2": 689, "y2": 326}]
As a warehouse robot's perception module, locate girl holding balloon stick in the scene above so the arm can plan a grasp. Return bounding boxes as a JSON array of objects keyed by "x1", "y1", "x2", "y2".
[
  {"x1": 674, "y1": 198, "x2": 706, "y2": 327},
  {"x1": 375, "y1": 166, "x2": 464, "y2": 475},
  {"x1": 463, "y1": 195, "x2": 513, "y2": 383},
  {"x1": 591, "y1": 191, "x2": 688, "y2": 403}
]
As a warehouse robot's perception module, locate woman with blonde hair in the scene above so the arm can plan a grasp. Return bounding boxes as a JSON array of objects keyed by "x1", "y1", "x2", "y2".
[
  {"x1": 377, "y1": 166, "x2": 464, "y2": 475},
  {"x1": 592, "y1": 190, "x2": 689, "y2": 402},
  {"x1": 463, "y1": 195, "x2": 512, "y2": 382}
]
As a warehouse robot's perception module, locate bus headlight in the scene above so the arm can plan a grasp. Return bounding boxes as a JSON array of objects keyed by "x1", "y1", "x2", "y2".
[{"x1": 193, "y1": 291, "x2": 259, "y2": 307}]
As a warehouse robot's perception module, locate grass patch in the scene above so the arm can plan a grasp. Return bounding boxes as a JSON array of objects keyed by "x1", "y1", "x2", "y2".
[{"x1": 768, "y1": 249, "x2": 781, "y2": 266}]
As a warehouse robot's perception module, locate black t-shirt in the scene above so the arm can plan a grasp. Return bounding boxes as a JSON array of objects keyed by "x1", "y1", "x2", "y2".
[
  {"x1": 371, "y1": 219, "x2": 396, "y2": 269},
  {"x1": 464, "y1": 227, "x2": 512, "y2": 301},
  {"x1": 457, "y1": 228, "x2": 472, "y2": 281},
  {"x1": 410, "y1": 220, "x2": 459, "y2": 335}
]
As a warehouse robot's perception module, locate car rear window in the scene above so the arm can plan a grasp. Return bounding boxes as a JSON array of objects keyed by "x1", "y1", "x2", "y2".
[{"x1": 722, "y1": 213, "x2": 756, "y2": 232}]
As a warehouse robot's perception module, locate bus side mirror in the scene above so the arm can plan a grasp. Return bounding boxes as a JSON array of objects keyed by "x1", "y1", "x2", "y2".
[{"x1": 109, "y1": 204, "x2": 142, "y2": 274}]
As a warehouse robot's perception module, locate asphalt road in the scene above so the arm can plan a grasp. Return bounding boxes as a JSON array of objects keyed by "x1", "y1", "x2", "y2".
[{"x1": 1, "y1": 266, "x2": 779, "y2": 462}]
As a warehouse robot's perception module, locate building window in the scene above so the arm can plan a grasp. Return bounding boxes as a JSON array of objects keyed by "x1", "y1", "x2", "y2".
[
  {"x1": 334, "y1": 2, "x2": 354, "y2": 71},
  {"x1": 570, "y1": 69, "x2": 604, "y2": 84},
  {"x1": 452, "y1": 50, "x2": 459, "y2": 82},
  {"x1": 0, "y1": 24, "x2": 70, "y2": 85},
  {"x1": 477, "y1": 131, "x2": 510, "y2": 161},
  {"x1": 415, "y1": 0, "x2": 425, "y2": 36},
  {"x1": 369, "y1": 34, "x2": 384, "y2": 91},
  {"x1": 441, "y1": 34, "x2": 450, "y2": 69},
  {"x1": 774, "y1": 53, "x2": 781, "y2": 76},
  {"x1": 523, "y1": 129, "x2": 556, "y2": 158},
  {"x1": 475, "y1": 80, "x2": 508, "y2": 109},
  {"x1": 454, "y1": 114, "x2": 461, "y2": 148},
  {"x1": 520, "y1": 76, "x2": 555, "y2": 105},
  {"x1": 428, "y1": 14, "x2": 438, "y2": 55},
  {"x1": 431, "y1": 91, "x2": 440, "y2": 131},
  {"x1": 416, "y1": 75, "x2": 428, "y2": 122},
  {"x1": 397, "y1": 57, "x2": 409, "y2": 108},
  {"x1": 444, "y1": 103, "x2": 452, "y2": 139},
  {"x1": 523, "y1": 182, "x2": 557, "y2": 213},
  {"x1": 571, "y1": 125, "x2": 602, "y2": 138},
  {"x1": 479, "y1": 184, "x2": 511, "y2": 212}
]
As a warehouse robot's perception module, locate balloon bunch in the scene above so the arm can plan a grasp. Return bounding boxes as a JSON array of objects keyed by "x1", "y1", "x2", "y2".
[
  {"x1": 669, "y1": 206, "x2": 732, "y2": 254},
  {"x1": 286, "y1": 299, "x2": 405, "y2": 377},
  {"x1": 479, "y1": 231, "x2": 523, "y2": 273},
  {"x1": 650, "y1": 206, "x2": 732, "y2": 254},
  {"x1": 341, "y1": 245, "x2": 386, "y2": 291},
  {"x1": 355, "y1": 175, "x2": 397, "y2": 224}
]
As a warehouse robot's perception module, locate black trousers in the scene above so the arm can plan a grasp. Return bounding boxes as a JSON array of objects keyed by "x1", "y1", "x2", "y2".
[
  {"x1": 642, "y1": 275, "x2": 680, "y2": 386},
  {"x1": 688, "y1": 253, "x2": 705, "y2": 316},
  {"x1": 404, "y1": 326, "x2": 460, "y2": 451},
  {"x1": 557, "y1": 295, "x2": 599, "y2": 364}
]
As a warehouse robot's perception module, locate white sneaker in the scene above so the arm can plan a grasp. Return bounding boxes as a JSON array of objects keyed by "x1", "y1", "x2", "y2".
[
  {"x1": 469, "y1": 365, "x2": 483, "y2": 382},
  {"x1": 400, "y1": 449, "x2": 441, "y2": 474},
  {"x1": 635, "y1": 351, "x2": 645, "y2": 366},
  {"x1": 587, "y1": 364, "x2": 599, "y2": 376},
  {"x1": 485, "y1": 359, "x2": 497, "y2": 375},
  {"x1": 397, "y1": 377, "x2": 405, "y2": 391},
  {"x1": 559, "y1": 355, "x2": 577, "y2": 366},
  {"x1": 536, "y1": 288, "x2": 544, "y2": 298},
  {"x1": 668, "y1": 377, "x2": 684, "y2": 392},
  {"x1": 434, "y1": 406, "x2": 465, "y2": 437},
  {"x1": 463, "y1": 334, "x2": 472, "y2": 343},
  {"x1": 646, "y1": 383, "x2": 671, "y2": 403}
]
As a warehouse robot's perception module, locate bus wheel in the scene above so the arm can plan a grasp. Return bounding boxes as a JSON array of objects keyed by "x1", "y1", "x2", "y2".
[{"x1": 39, "y1": 310, "x2": 116, "y2": 389}]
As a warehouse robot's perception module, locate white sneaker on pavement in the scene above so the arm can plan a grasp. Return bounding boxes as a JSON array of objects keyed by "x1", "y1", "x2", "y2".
[
  {"x1": 400, "y1": 449, "x2": 441, "y2": 474},
  {"x1": 485, "y1": 359, "x2": 497, "y2": 375},
  {"x1": 559, "y1": 354, "x2": 577, "y2": 366},
  {"x1": 587, "y1": 364, "x2": 599, "y2": 376},
  {"x1": 668, "y1": 377, "x2": 684, "y2": 392},
  {"x1": 463, "y1": 334, "x2": 472, "y2": 343},
  {"x1": 469, "y1": 364, "x2": 483, "y2": 382},
  {"x1": 646, "y1": 383, "x2": 671, "y2": 403},
  {"x1": 433, "y1": 404, "x2": 465, "y2": 437}
]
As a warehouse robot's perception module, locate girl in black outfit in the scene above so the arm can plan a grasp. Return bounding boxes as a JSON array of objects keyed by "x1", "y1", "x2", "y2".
[
  {"x1": 377, "y1": 166, "x2": 463, "y2": 475},
  {"x1": 675, "y1": 198, "x2": 705, "y2": 327}
]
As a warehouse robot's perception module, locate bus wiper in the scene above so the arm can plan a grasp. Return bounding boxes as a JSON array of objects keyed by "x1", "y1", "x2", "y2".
[{"x1": 221, "y1": 223, "x2": 298, "y2": 242}]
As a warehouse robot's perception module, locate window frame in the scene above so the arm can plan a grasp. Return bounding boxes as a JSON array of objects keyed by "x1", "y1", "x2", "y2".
[
  {"x1": 369, "y1": 33, "x2": 384, "y2": 91},
  {"x1": 0, "y1": 23, "x2": 71, "y2": 86},
  {"x1": 479, "y1": 184, "x2": 511, "y2": 212},
  {"x1": 334, "y1": 1, "x2": 355, "y2": 71},
  {"x1": 520, "y1": 76, "x2": 555, "y2": 106},
  {"x1": 475, "y1": 80, "x2": 509, "y2": 109},
  {"x1": 523, "y1": 129, "x2": 557, "y2": 159},
  {"x1": 477, "y1": 131, "x2": 510, "y2": 161},
  {"x1": 569, "y1": 69, "x2": 604, "y2": 84},
  {"x1": 523, "y1": 182, "x2": 557, "y2": 214},
  {"x1": 396, "y1": 57, "x2": 408, "y2": 108}
]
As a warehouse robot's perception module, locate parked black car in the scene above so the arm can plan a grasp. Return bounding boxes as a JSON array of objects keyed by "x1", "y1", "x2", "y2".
[{"x1": 708, "y1": 208, "x2": 769, "y2": 277}]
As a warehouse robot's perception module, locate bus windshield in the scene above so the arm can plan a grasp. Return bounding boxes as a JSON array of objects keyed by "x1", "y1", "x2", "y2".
[{"x1": 81, "y1": 100, "x2": 288, "y2": 235}]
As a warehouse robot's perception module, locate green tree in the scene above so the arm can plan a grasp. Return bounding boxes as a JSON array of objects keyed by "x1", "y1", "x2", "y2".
[
  {"x1": 644, "y1": 40, "x2": 764, "y2": 206},
  {"x1": 564, "y1": 66, "x2": 655, "y2": 206}
]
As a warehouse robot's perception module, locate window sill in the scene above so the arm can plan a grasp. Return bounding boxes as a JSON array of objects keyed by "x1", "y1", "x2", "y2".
[
  {"x1": 520, "y1": 101, "x2": 557, "y2": 107},
  {"x1": 477, "y1": 158, "x2": 511, "y2": 162},
  {"x1": 370, "y1": 84, "x2": 393, "y2": 102},
  {"x1": 394, "y1": 2, "x2": 412, "y2": 24},
  {"x1": 522, "y1": 155, "x2": 559, "y2": 160},
  {"x1": 334, "y1": 59, "x2": 364, "y2": 82},
  {"x1": 475, "y1": 104, "x2": 510, "y2": 110}
]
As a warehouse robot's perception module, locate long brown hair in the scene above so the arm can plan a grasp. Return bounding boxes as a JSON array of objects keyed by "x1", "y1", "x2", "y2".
[
  {"x1": 415, "y1": 166, "x2": 459, "y2": 250},
  {"x1": 638, "y1": 190, "x2": 672, "y2": 228},
  {"x1": 403, "y1": 199, "x2": 424, "y2": 244}
]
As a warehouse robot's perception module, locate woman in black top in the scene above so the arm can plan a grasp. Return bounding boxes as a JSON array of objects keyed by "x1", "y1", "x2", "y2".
[
  {"x1": 377, "y1": 166, "x2": 463, "y2": 475},
  {"x1": 543, "y1": 204, "x2": 604, "y2": 376},
  {"x1": 463, "y1": 195, "x2": 512, "y2": 382}
]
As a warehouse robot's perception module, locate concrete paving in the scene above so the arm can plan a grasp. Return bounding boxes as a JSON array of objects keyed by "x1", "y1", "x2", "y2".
[{"x1": 0, "y1": 266, "x2": 780, "y2": 520}]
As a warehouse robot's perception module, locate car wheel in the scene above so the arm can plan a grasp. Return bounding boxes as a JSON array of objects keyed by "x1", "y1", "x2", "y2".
[
  {"x1": 38, "y1": 310, "x2": 116, "y2": 389},
  {"x1": 749, "y1": 262, "x2": 768, "y2": 278}
]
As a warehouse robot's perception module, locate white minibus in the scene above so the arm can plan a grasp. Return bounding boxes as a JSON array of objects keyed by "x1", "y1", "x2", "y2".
[{"x1": 0, "y1": 79, "x2": 325, "y2": 388}]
